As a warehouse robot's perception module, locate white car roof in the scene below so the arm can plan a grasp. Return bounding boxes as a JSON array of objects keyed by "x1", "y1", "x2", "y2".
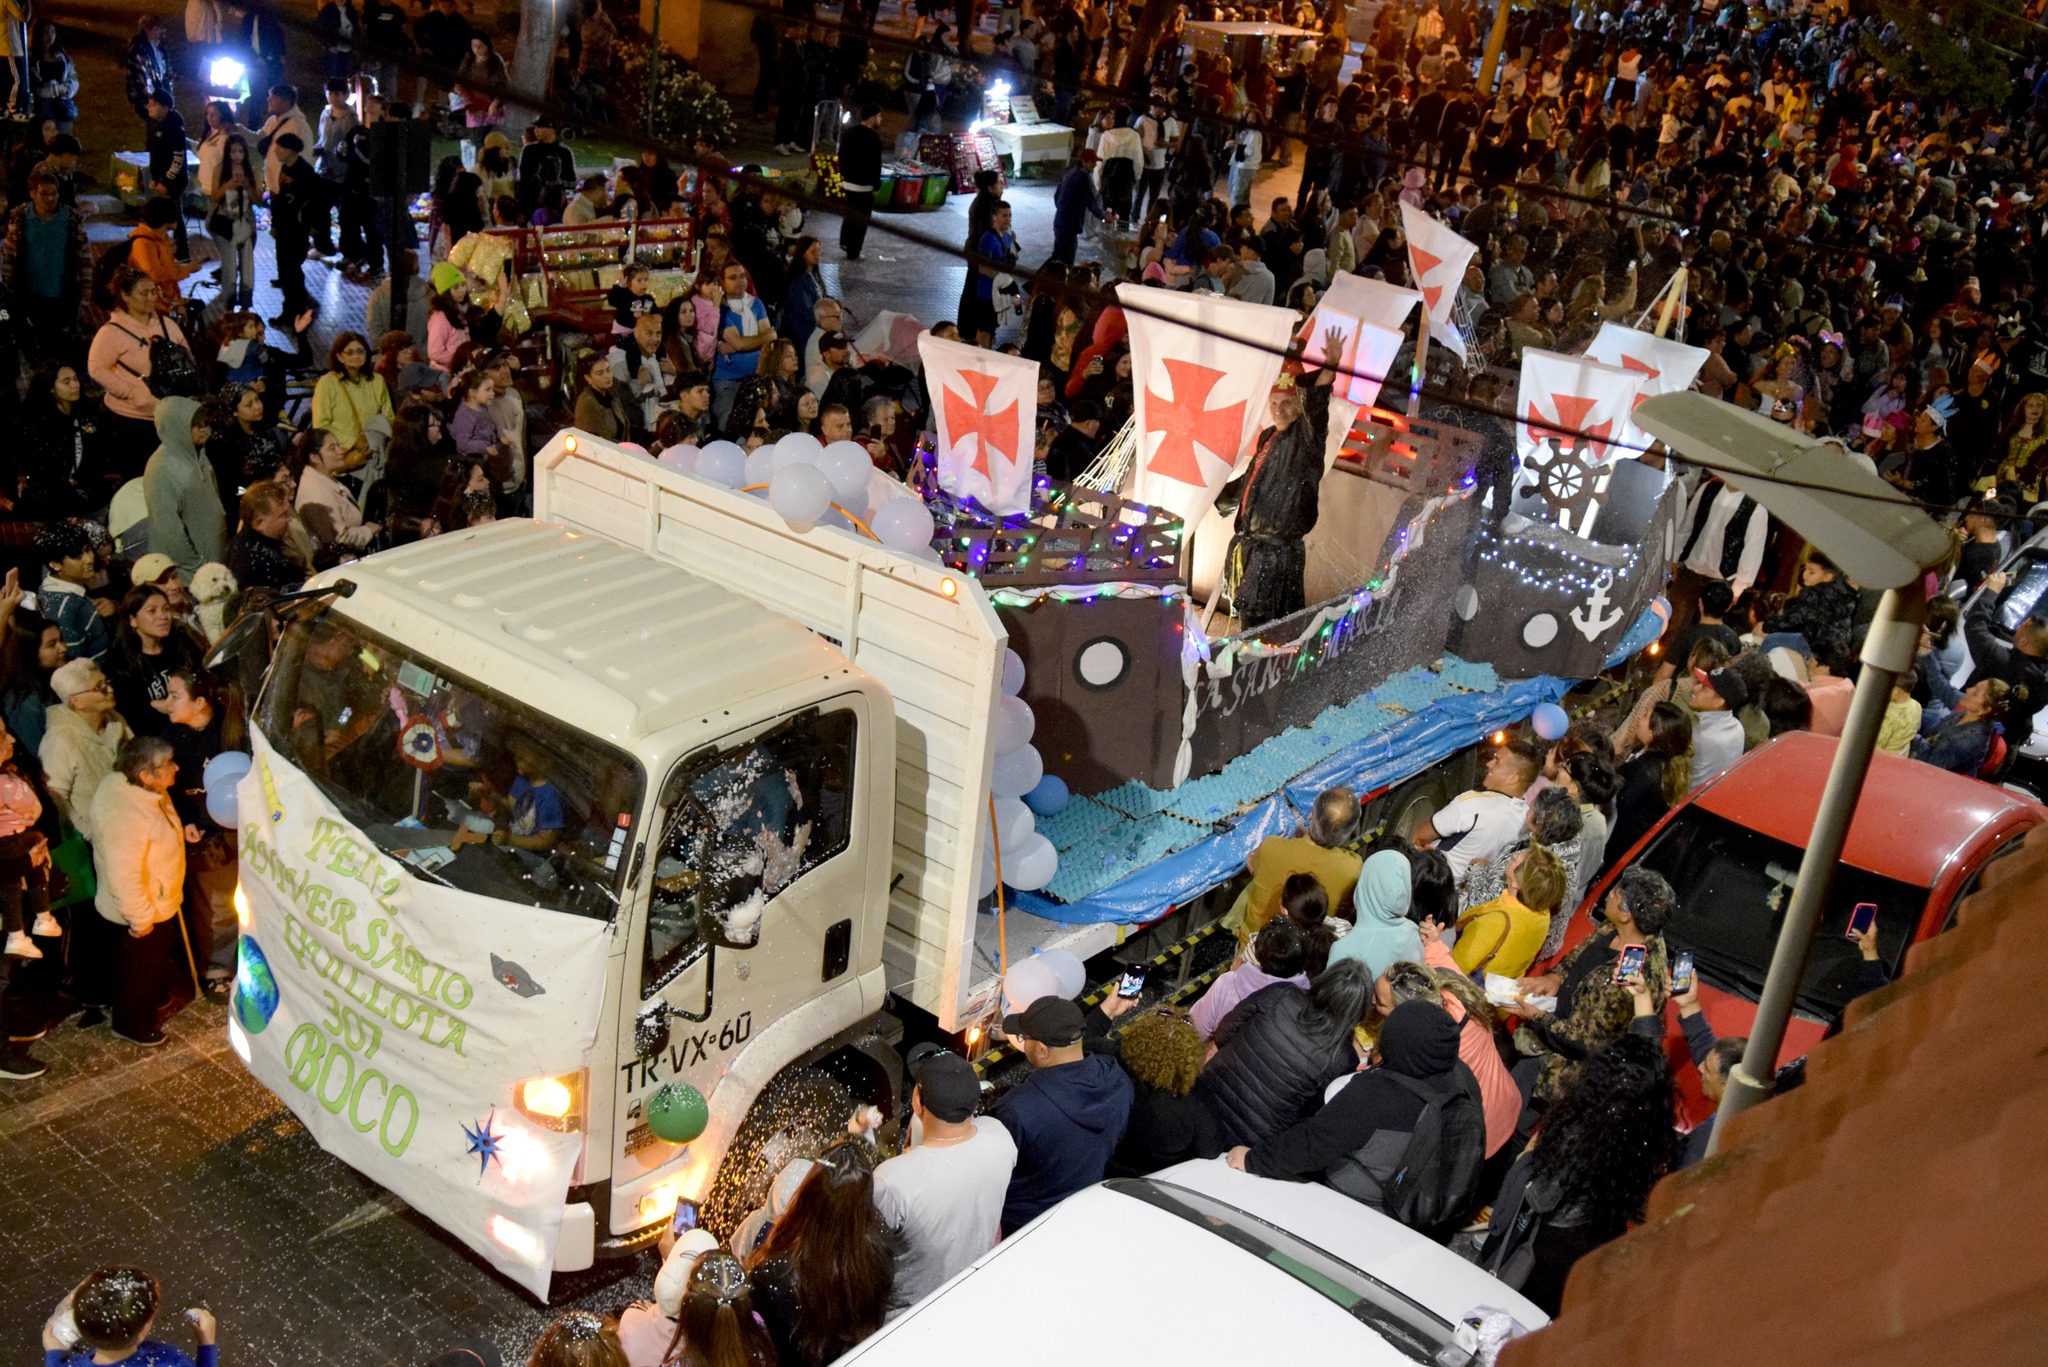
[{"x1": 837, "y1": 1159, "x2": 1545, "y2": 1365}]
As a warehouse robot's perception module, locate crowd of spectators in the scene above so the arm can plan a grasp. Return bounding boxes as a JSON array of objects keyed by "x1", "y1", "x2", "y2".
[{"x1": 15, "y1": 0, "x2": 2048, "y2": 1355}]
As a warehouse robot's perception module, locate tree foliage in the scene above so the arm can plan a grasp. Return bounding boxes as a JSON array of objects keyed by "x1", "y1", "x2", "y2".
[{"x1": 1863, "y1": 0, "x2": 2027, "y2": 110}]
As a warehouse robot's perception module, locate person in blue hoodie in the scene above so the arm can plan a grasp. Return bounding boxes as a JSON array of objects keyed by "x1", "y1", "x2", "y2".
[
  {"x1": 991, "y1": 995, "x2": 1133, "y2": 1234},
  {"x1": 1325, "y1": 848, "x2": 1421, "y2": 980}
]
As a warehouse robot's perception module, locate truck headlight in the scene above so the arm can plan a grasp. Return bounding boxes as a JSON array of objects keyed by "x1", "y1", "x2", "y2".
[{"x1": 516, "y1": 1069, "x2": 587, "y2": 1132}]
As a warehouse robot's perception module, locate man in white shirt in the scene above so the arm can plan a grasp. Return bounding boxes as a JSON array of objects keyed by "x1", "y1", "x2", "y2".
[
  {"x1": 254, "y1": 82, "x2": 314, "y2": 197},
  {"x1": 1689, "y1": 667, "x2": 1750, "y2": 789},
  {"x1": 873, "y1": 1044, "x2": 1017, "y2": 1315},
  {"x1": 1416, "y1": 740, "x2": 1540, "y2": 893}
]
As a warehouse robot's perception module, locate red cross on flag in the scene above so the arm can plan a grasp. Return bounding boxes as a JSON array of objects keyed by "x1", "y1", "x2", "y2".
[
  {"x1": 918, "y1": 332, "x2": 1038, "y2": 515},
  {"x1": 1585, "y1": 322, "x2": 1712, "y2": 449},
  {"x1": 1399, "y1": 202, "x2": 1478, "y2": 362},
  {"x1": 1118, "y1": 283, "x2": 1300, "y2": 526},
  {"x1": 1515, "y1": 348, "x2": 1645, "y2": 464}
]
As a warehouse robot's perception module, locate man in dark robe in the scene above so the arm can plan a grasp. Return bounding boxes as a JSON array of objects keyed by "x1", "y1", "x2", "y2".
[{"x1": 1224, "y1": 329, "x2": 1342, "y2": 629}]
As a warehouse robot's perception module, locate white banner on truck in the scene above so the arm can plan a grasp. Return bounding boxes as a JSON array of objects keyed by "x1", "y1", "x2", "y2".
[{"x1": 231, "y1": 736, "x2": 610, "y2": 1297}]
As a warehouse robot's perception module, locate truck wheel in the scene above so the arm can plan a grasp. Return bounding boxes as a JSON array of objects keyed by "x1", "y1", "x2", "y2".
[
  {"x1": 700, "y1": 1044, "x2": 898, "y2": 1241},
  {"x1": 700, "y1": 1066, "x2": 851, "y2": 1240},
  {"x1": 1376, "y1": 767, "x2": 1457, "y2": 845}
]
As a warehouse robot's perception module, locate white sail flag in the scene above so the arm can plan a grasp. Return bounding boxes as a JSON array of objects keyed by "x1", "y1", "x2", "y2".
[
  {"x1": 1302, "y1": 272, "x2": 1419, "y2": 408},
  {"x1": 1399, "y1": 202, "x2": 1478, "y2": 361},
  {"x1": 1515, "y1": 348, "x2": 1645, "y2": 463},
  {"x1": 918, "y1": 332, "x2": 1037, "y2": 515},
  {"x1": 1515, "y1": 348, "x2": 1646, "y2": 537},
  {"x1": 1118, "y1": 282, "x2": 1300, "y2": 526},
  {"x1": 1585, "y1": 322, "x2": 1712, "y2": 451}
]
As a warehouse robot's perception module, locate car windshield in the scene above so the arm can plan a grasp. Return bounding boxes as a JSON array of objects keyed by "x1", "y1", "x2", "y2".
[
  {"x1": 256, "y1": 607, "x2": 644, "y2": 921},
  {"x1": 1107, "y1": 1179, "x2": 1472, "y2": 1367},
  {"x1": 1629, "y1": 806, "x2": 1921, "y2": 1017}
]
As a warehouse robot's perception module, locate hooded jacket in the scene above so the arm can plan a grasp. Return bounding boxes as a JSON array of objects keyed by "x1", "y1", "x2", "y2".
[
  {"x1": 1190, "y1": 982, "x2": 1359, "y2": 1157},
  {"x1": 143, "y1": 395, "x2": 228, "y2": 577},
  {"x1": 990, "y1": 1052, "x2": 1132, "y2": 1234},
  {"x1": 1246, "y1": 999, "x2": 1472, "y2": 1210},
  {"x1": 1326, "y1": 849, "x2": 1422, "y2": 978}
]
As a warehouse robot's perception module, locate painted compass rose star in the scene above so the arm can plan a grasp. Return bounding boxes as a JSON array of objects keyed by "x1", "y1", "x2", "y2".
[{"x1": 463, "y1": 1111, "x2": 506, "y2": 1179}]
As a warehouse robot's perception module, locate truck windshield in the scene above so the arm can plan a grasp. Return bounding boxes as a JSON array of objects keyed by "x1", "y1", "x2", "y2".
[
  {"x1": 256, "y1": 608, "x2": 644, "y2": 921},
  {"x1": 1630, "y1": 807, "x2": 1920, "y2": 1018}
]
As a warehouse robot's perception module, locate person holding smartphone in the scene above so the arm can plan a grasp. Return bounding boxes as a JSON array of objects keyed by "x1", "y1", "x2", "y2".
[
  {"x1": 1499, "y1": 867, "x2": 1677, "y2": 1108},
  {"x1": 42, "y1": 1267, "x2": 217, "y2": 1367}
]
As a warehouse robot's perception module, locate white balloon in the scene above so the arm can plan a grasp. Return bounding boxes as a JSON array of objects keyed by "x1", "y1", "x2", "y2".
[
  {"x1": 618, "y1": 441, "x2": 650, "y2": 459},
  {"x1": 744, "y1": 445, "x2": 777, "y2": 488},
  {"x1": 870, "y1": 496, "x2": 936, "y2": 554},
  {"x1": 1003, "y1": 833, "x2": 1058, "y2": 892},
  {"x1": 773, "y1": 431, "x2": 826, "y2": 471},
  {"x1": 992, "y1": 694, "x2": 1036, "y2": 755},
  {"x1": 819, "y1": 441, "x2": 874, "y2": 503},
  {"x1": 769, "y1": 464, "x2": 834, "y2": 532},
  {"x1": 974, "y1": 848, "x2": 998, "y2": 900},
  {"x1": 657, "y1": 443, "x2": 701, "y2": 472},
  {"x1": 1036, "y1": 947, "x2": 1086, "y2": 999},
  {"x1": 1003, "y1": 957, "x2": 1060, "y2": 1011},
  {"x1": 990, "y1": 744, "x2": 1044, "y2": 800},
  {"x1": 1002, "y1": 648, "x2": 1027, "y2": 696},
  {"x1": 696, "y1": 442, "x2": 746, "y2": 487},
  {"x1": 992, "y1": 795, "x2": 1035, "y2": 853}
]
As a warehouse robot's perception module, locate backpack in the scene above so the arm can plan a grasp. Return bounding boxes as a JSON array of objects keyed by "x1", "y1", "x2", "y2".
[
  {"x1": 136, "y1": 316, "x2": 203, "y2": 399},
  {"x1": 1378, "y1": 1069, "x2": 1488, "y2": 1233}
]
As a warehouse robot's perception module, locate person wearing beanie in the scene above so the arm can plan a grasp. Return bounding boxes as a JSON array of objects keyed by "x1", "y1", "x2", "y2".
[
  {"x1": 874, "y1": 1043, "x2": 1017, "y2": 1313},
  {"x1": 1227, "y1": 997, "x2": 1476, "y2": 1215}
]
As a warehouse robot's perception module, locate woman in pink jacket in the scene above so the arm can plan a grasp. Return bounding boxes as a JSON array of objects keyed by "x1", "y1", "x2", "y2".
[{"x1": 86, "y1": 266, "x2": 194, "y2": 470}]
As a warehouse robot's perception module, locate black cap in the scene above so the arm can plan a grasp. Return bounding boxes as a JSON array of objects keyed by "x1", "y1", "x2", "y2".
[
  {"x1": 1003, "y1": 996, "x2": 1084, "y2": 1047},
  {"x1": 275, "y1": 132, "x2": 304, "y2": 153},
  {"x1": 818, "y1": 330, "x2": 852, "y2": 352},
  {"x1": 907, "y1": 1043, "x2": 981, "y2": 1122},
  {"x1": 1698, "y1": 665, "x2": 1750, "y2": 709}
]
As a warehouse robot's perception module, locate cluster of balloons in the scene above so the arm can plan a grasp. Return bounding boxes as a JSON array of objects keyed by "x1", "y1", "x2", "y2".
[
  {"x1": 204, "y1": 751, "x2": 251, "y2": 829},
  {"x1": 653, "y1": 432, "x2": 937, "y2": 556},
  {"x1": 1002, "y1": 946, "x2": 1085, "y2": 1013},
  {"x1": 978, "y1": 648, "x2": 1061, "y2": 898}
]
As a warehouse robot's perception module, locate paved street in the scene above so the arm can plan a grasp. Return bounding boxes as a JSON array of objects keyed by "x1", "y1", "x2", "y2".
[{"x1": 0, "y1": 991, "x2": 658, "y2": 1362}]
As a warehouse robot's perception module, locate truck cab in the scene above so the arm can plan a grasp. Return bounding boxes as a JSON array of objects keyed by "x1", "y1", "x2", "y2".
[
  {"x1": 1564, "y1": 732, "x2": 2044, "y2": 1119},
  {"x1": 233, "y1": 434, "x2": 1007, "y2": 1294}
]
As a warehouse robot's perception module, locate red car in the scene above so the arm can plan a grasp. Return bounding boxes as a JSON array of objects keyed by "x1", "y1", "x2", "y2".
[{"x1": 1556, "y1": 732, "x2": 2046, "y2": 1122}]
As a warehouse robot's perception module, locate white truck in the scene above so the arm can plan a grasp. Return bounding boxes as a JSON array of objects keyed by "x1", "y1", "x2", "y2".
[{"x1": 230, "y1": 430, "x2": 1011, "y2": 1293}]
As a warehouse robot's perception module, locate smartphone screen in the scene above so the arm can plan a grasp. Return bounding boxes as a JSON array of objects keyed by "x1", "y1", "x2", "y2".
[
  {"x1": 670, "y1": 1200, "x2": 699, "y2": 1237},
  {"x1": 1613, "y1": 944, "x2": 1648, "y2": 985},
  {"x1": 1117, "y1": 966, "x2": 1147, "y2": 999},
  {"x1": 1669, "y1": 950, "x2": 1695, "y2": 993},
  {"x1": 1846, "y1": 903, "x2": 1878, "y2": 939}
]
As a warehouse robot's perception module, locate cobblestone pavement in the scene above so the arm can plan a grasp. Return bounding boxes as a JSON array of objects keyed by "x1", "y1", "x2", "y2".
[{"x1": 0, "y1": 990, "x2": 659, "y2": 1363}]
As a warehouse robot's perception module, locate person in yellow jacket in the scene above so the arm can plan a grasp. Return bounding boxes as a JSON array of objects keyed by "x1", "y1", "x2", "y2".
[
  {"x1": 1450, "y1": 844, "x2": 1565, "y2": 980},
  {"x1": 89, "y1": 735, "x2": 189, "y2": 1047}
]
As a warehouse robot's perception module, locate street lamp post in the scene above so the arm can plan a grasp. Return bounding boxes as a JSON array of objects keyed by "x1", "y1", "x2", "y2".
[{"x1": 1632, "y1": 394, "x2": 1955, "y2": 1149}]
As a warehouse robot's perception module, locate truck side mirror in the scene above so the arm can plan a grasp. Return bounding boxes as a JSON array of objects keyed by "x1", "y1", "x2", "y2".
[{"x1": 635, "y1": 999, "x2": 672, "y2": 1058}]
